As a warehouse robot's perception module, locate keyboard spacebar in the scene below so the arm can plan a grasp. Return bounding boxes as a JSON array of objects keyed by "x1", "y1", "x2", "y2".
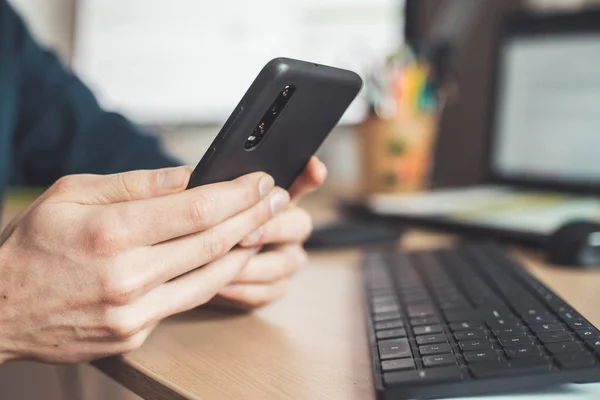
[{"x1": 470, "y1": 359, "x2": 552, "y2": 379}]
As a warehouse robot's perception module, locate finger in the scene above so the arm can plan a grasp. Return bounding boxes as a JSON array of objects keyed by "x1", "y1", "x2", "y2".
[
  {"x1": 216, "y1": 279, "x2": 291, "y2": 310},
  {"x1": 130, "y1": 247, "x2": 257, "y2": 321},
  {"x1": 96, "y1": 172, "x2": 275, "y2": 247},
  {"x1": 84, "y1": 323, "x2": 158, "y2": 361},
  {"x1": 288, "y1": 157, "x2": 327, "y2": 201},
  {"x1": 137, "y1": 189, "x2": 289, "y2": 289},
  {"x1": 231, "y1": 244, "x2": 307, "y2": 284},
  {"x1": 240, "y1": 207, "x2": 312, "y2": 247},
  {"x1": 46, "y1": 167, "x2": 192, "y2": 205}
]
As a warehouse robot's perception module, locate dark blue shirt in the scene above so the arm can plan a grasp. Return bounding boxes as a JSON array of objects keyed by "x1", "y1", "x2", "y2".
[{"x1": 0, "y1": 0, "x2": 178, "y2": 201}]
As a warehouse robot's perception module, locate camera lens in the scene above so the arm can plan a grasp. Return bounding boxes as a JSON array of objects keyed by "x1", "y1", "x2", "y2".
[{"x1": 257, "y1": 122, "x2": 266, "y2": 134}]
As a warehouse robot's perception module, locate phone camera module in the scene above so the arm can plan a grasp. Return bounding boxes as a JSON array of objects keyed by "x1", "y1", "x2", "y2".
[{"x1": 244, "y1": 85, "x2": 296, "y2": 151}]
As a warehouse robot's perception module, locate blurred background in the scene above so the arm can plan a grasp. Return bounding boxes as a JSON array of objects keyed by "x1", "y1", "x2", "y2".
[{"x1": 4, "y1": 0, "x2": 600, "y2": 398}]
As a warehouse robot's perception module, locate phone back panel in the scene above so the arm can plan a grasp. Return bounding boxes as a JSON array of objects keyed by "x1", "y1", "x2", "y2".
[{"x1": 187, "y1": 58, "x2": 363, "y2": 189}]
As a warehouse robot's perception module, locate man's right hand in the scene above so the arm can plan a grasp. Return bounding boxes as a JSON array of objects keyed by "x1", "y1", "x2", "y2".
[{"x1": 0, "y1": 166, "x2": 288, "y2": 364}]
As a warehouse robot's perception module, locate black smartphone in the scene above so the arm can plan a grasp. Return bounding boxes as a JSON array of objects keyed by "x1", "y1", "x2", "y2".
[{"x1": 187, "y1": 57, "x2": 363, "y2": 190}]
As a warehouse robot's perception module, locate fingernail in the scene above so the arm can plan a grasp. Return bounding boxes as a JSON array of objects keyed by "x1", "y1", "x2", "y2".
[
  {"x1": 158, "y1": 166, "x2": 189, "y2": 188},
  {"x1": 259, "y1": 175, "x2": 275, "y2": 199},
  {"x1": 318, "y1": 161, "x2": 328, "y2": 177},
  {"x1": 242, "y1": 227, "x2": 263, "y2": 246},
  {"x1": 270, "y1": 191, "x2": 289, "y2": 215}
]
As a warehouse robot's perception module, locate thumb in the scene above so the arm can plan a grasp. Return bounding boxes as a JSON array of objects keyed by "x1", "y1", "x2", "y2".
[{"x1": 47, "y1": 166, "x2": 192, "y2": 205}]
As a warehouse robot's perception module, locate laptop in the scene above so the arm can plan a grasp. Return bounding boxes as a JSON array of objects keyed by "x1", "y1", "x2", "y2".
[{"x1": 367, "y1": 10, "x2": 600, "y2": 246}]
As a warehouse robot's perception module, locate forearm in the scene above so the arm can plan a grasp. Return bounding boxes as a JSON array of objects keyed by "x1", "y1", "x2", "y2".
[{"x1": 7, "y1": 0, "x2": 179, "y2": 186}]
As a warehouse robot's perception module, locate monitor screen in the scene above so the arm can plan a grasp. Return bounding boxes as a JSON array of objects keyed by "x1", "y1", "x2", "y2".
[
  {"x1": 73, "y1": 0, "x2": 405, "y2": 124},
  {"x1": 491, "y1": 33, "x2": 600, "y2": 186}
]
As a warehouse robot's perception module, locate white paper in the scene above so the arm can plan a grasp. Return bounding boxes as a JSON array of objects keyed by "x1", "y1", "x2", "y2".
[
  {"x1": 73, "y1": 0, "x2": 403, "y2": 124},
  {"x1": 368, "y1": 186, "x2": 600, "y2": 235}
]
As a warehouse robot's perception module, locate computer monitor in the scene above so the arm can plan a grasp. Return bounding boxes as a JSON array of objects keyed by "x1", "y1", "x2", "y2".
[
  {"x1": 489, "y1": 11, "x2": 600, "y2": 193},
  {"x1": 73, "y1": 0, "x2": 406, "y2": 125}
]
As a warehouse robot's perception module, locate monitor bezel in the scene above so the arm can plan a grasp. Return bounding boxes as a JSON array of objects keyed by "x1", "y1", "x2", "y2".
[{"x1": 484, "y1": 9, "x2": 600, "y2": 195}]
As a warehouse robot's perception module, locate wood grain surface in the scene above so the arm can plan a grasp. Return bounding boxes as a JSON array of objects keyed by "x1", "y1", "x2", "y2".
[
  {"x1": 4, "y1": 197, "x2": 600, "y2": 400},
  {"x1": 95, "y1": 231, "x2": 600, "y2": 400}
]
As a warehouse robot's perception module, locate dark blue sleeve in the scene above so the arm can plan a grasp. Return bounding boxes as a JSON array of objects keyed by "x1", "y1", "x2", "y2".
[{"x1": 7, "y1": 1, "x2": 180, "y2": 186}]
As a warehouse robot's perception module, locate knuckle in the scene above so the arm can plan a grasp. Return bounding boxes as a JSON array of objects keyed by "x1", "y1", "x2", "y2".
[
  {"x1": 85, "y1": 214, "x2": 126, "y2": 255},
  {"x1": 189, "y1": 194, "x2": 215, "y2": 229},
  {"x1": 118, "y1": 172, "x2": 147, "y2": 200},
  {"x1": 51, "y1": 175, "x2": 79, "y2": 194},
  {"x1": 104, "y1": 313, "x2": 143, "y2": 340},
  {"x1": 200, "y1": 231, "x2": 229, "y2": 261},
  {"x1": 99, "y1": 270, "x2": 139, "y2": 307}
]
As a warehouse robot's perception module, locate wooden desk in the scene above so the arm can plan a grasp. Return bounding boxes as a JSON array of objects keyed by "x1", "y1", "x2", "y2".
[
  {"x1": 4, "y1": 198, "x2": 600, "y2": 400},
  {"x1": 94, "y1": 234, "x2": 600, "y2": 400}
]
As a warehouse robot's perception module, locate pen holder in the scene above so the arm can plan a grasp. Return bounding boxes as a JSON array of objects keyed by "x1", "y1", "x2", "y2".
[{"x1": 359, "y1": 112, "x2": 438, "y2": 195}]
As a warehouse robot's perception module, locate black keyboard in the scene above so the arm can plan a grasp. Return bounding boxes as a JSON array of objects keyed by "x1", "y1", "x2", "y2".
[{"x1": 362, "y1": 242, "x2": 600, "y2": 399}]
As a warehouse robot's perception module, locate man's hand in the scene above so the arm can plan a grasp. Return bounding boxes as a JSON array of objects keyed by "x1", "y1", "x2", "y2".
[
  {"x1": 211, "y1": 157, "x2": 327, "y2": 309},
  {"x1": 0, "y1": 167, "x2": 289, "y2": 364}
]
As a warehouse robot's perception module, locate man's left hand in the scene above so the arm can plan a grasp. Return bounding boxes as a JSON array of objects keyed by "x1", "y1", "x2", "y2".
[{"x1": 210, "y1": 156, "x2": 327, "y2": 310}]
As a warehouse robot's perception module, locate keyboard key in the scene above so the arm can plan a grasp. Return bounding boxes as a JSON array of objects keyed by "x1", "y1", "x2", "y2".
[
  {"x1": 419, "y1": 343, "x2": 451, "y2": 356},
  {"x1": 450, "y1": 321, "x2": 482, "y2": 332},
  {"x1": 493, "y1": 326, "x2": 524, "y2": 336},
  {"x1": 468, "y1": 361, "x2": 510, "y2": 378},
  {"x1": 454, "y1": 330, "x2": 487, "y2": 341},
  {"x1": 487, "y1": 320, "x2": 522, "y2": 330},
  {"x1": 498, "y1": 334, "x2": 533, "y2": 347},
  {"x1": 530, "y1": 323, "x2": 565, "y2": 334},
  {"x1": 463, "y1": 350, "x2": 498, "y2": 363},
  {"x1": 381, "y1": 358, "x2": 415, "y2": 372},
  {"x1": 374, "y1": 303, "x2": 401, "y2": 314},
  {"x1": 538, "y1": 331, "x2": 573, "y2": 344},
  {"x1": 444, "y1": 310, "x2": 480, "y2": 323},
  {"x1": 373, "y1": 311, "x2": 402, "y2": 322},
  {"x1": 376, "y1": 328, "x2": 407, "y2": 340},
  {"x1": 576, "y1": 329, "x2": 600, "y2": 340},
  {"x1": 470, "y1": 358, "x2": 551, "y2": 378},
  {"x1": 546, "y1": 341, "x2": 584, "y2": 355},
  {"x1": 585, "y1": 338, "x2": 600, "y2": 354},
  {"x1": 439, "y1": 300, "x2": 470, "y2": 310},
  {"x1": 378, "y1": 339, "x2": 412, "y2": 360},
  {"x1": 372, "y1": 295, "x2": 397, "y2": 305},
  {"x1": 420, "y1": 366, "x2": 463, "y2": 383},
  {"x1": 410, "y1": 316, "x2": 439, "y2": 326},
  {"x1": 413, "y1": 325, "x2": 444, "y2": 335},
  {"x1": 505, "y1": 345, "x2": 542, "y2": 359},
  {"x1": 508, "y1": 358, "x2": 553, "y2": 370},
  {"x1": 555, "y1": 353, "x2": 596, "y2": 369},
  {"x1": 383, "y1": 370, "x2": 420, "y2": 386},
  {"x1": 383, "y1": 366, "x2": 462, "y2": 386},
  {"x1": 416, "y1": 334, "x2": 448, "y2": 345},
  {"x1": 375, "y1": 320, "x2": 404, "y2": 331},
  {"x1": 407, "y1": 304, "x2": 435, "y2": 318},
  {"x1": 567, "y1": 321, "x2": 590, "y2": 330},
  {"x1": 559, "y1": 311, "x2": 585, "y2": 322},
  {"x1": 423, "y1": 353, "x2": 457, "y2": 368},
  {"x1": 523, "y1": 313, "x2": 557, "y2": 324},
  {"x1": 517, "y1": 306, "x2": 548, "y2": 317},
  {"x1": 459, "y1": 340, "x2": 493, "y2": 352}
]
